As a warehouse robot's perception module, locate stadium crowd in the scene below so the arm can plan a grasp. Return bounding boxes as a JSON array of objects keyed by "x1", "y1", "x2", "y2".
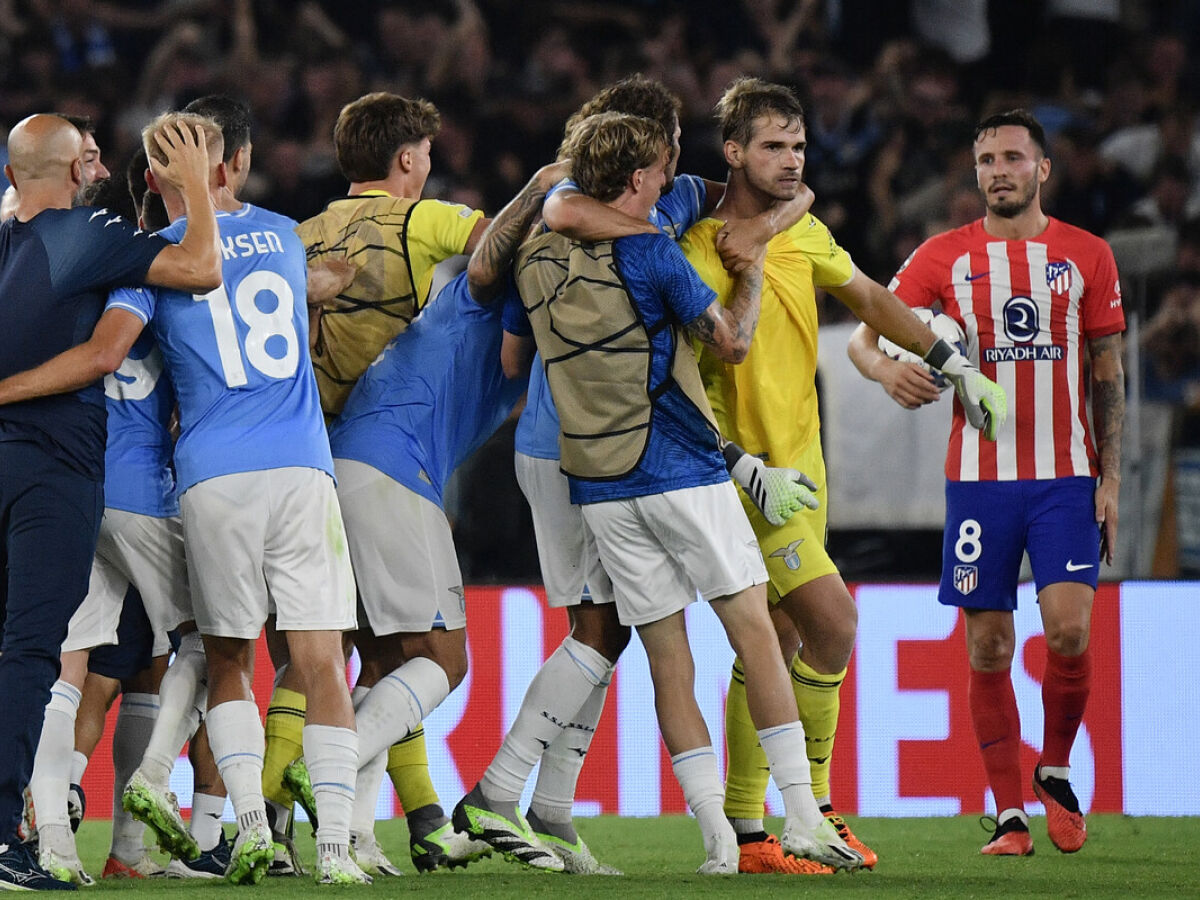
[{"x1": 0, "y1": 0, "x2": 1196, "y2": 889}]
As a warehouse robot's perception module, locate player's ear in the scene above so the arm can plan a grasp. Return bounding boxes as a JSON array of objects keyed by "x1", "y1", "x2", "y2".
[
  {"x1": 397, "y1": 147, "x2": 412, "y2": 174},
  {"x1": 70, "y1": 157, "x2": 83, "y2": 187},
  {"x1": 216, "y1": 161, "x2": 229, "y2": 189},
  {"x1": 723, "y1": 139, "x2": 744, "y2": 170},
  {"x1": 145, "y1": 167, "x2": 162, "y2": 196},
  {"x1": 1038, "y1": 154, "x2": 1051, "y2": 185}
]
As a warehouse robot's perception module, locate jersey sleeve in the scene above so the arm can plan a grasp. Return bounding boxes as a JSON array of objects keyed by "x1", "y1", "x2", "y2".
[
  {"x1": 46, "y1": 209, "x2": 170, "y2": 293},
  {"x1": 652, "y1": 174, "x2": 708, "y2": 236},
  {"x1": 408, "y1": 199, "x2": 485, "y2": 260},
  {"x1": 644, "y1": 235, "x2": 718, "y2": 324},
  {"x1": 1081, "y1": 239, "x2": 1125, "y2": 338},
  {"x1": 500, "y1": 276, "x2": 531, "y2": 336},
  {"x1": 105, "y1": 285, "x2": 157, "y2": 324},
  {"x1": 790, "y1": 214, "x2": 854, "y2": 288},
  {"x1": 887, "y1": 237, "x2": 943, "y2": 309}
]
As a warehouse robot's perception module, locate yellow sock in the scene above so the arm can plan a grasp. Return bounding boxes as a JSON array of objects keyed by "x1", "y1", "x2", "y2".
[
  {"x1": 790, "y1": 656, "x2": 846, "y2": 803},
  {"x1": 262, "y1": 686, "x2": 306, "y2": 807},
  {"x1": 386, "y1": 726, "x2": 440, "y2": 815},
  {"x1": 722, "y1": 658, "x2": 770, "y2": 820}
]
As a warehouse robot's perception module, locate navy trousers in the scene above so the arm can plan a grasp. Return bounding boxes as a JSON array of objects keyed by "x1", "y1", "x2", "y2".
[{"x1": 0, "y1": 441, "x2": 102, "y2": 844}]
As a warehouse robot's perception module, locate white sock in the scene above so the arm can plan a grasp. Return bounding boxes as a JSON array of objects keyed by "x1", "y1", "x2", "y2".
[
  {"x1": 528, "y1": 640, "x2": 614, "y2": 822},
  {"x1": 206, "y1": 700, "x2": 267, "y2": 833},
  {"x1": 671, "y1": 747, "x2": 735, "y2": 858},
  {"x1": 730, "y1": 817, "x2": 765, "y2": 835},
  {"x1": 30, "y1": 680, "x2": 81, "y2": 831},
  {"x1": 139, "y1": 632, "x2": 206, "y2": 787},
  {"x1": 758, "y1": 722, "x2": 822, "y2": 829},
  {"x1": 483, "y1": 636, "x2": 610, "y2": 804},
  {"x1": 304, "y1": 725, "x2": 357, "y2": 849},
  {"x1": 348, "y1": 686, "x2": 383, "y2": 837},
  {"x1": 998, "y1": 807, "x2": 1028, "y2": 826},
  {"x1": 70, "y1": 752, "x2": 88, "y2": 785},
  {"x1": 110, "y1": 692, "x2": 160, "y2": 860},
  {"x1": 190, "y1": 791, "x2": 227, "y2": 852},
  {"x1": 1039, "y1": 764, "x2": 1069, "y2": 780},
  {"x1": 354, "y1": 657, "x2": 450, "y2": 762}
]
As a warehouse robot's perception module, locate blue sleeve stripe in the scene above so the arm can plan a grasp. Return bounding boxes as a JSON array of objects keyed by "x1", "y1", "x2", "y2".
[{"x1": 106, "y1": 301, "x2": 150, "y2": 324}]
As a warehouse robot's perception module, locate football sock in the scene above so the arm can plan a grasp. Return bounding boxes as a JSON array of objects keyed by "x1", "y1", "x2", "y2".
[
  {"x1": 386, "y1": 727, "x2": 439, "y2": 815},
  {"x1": 758, "y1": 721, "x2": 822, "y2": 829},
  {"x1": 70, "y1": 752, "x2": 88, "y2": 786},
  {"x1": 263, "y1": 684, "x2": 307, "y2": 809},
  {"x1": 529, "y1": 651, "x2": 613, "y2": 842},
  {"x1": 969, "y1": 667, "x2": 1024, "y2": 816},
  {"x1": 109, "y1": 691, "x2": 158, "y2": 860},
  {"x1": 190, "y1": 791, "x2": 227, "y2": 852},
  {"x1": 304, "y1": 724, "x2": 357, "y2": 849},
  {"x1": 139, "y1": 630, "x2": 205, "y2": 788},
  {"x1": 206, "y1": 699, "x2": 267, "y2": 833},
  {"x1": 672, "y1": 746, "x2": 736, "y2": 858},
  {"x1": 721, "y1": 658, "x2": 771, "y2": 820},
  {"x1": 350, "y1": 685, "x2": 387, "y2": 838},
  {"x1": 355, "y1": 656, "x2": 450, "y2": 762},
  {"x1": 730, "y1": 817, "x2": 766, "y2": 836},
  {"x1": 30, "y1": 680, "x2": 81, "y2": 831},
  {"x1": 1041, "y1": 647, "x2": 1091, "y2": 769},
  {"x1": 790, "y1": 656, "x2": 845, "y2": 803},
  {"x1": 484, "y1": 636, "x2": 609, "y2": 806}
]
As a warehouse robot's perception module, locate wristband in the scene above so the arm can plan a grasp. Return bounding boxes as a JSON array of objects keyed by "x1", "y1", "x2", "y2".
[{"x1": 922, "y1": 338, "x2": 955, "y2": 372}]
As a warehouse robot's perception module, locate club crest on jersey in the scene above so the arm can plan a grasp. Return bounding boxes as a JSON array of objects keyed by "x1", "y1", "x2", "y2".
[
  {"x1": 769, "y1": 539, "x2": 805, "y2": 571},
  {"x1": 1045, "y1": 261, "x2": 1072, "y2": 294},
  {"x1": 953, "y1": 565, "x2": 978, "y2": 596}
]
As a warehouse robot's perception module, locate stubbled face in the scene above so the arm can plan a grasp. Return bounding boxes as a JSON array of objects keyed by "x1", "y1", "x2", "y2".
[
  {"x1": 79, "y1": 132, "x2": 109, "y2": 186},
  {"x1": 974, "y1": 125, "x2": 1048, "y2": 219},
  {"x1": 738, "y1": 115, "x2": 805, "y2": 202}
]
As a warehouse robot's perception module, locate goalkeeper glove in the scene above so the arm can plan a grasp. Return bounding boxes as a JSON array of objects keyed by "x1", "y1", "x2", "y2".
[
  {"x1": 924, "y1": 338, "x2": 1008, "y2": 440},
  {"x1": 723, "y1": 442, "x2": 819, "y2": 526}
]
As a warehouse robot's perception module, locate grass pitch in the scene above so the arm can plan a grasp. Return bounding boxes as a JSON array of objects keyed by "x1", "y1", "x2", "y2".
[{"x1": 73, "y1": 814, "x2": 1198, "y2": 897}]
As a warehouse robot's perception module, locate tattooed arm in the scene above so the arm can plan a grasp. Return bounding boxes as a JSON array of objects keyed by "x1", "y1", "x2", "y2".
[
  {"x1": 466, "y1": 160, "x2": 572, "y2": 304},
  {"x1": 1089, "y1": 331, "x2": 1125, "y2": 564},
  {"x1": 684, "y1": 254, "x2": 765, "y2": 363}
]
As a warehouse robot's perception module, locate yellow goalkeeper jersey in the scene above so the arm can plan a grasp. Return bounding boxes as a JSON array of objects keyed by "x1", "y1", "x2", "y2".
[
  {"x1": 679, "y1": 213, "x2": 854, "y2": 467},
  {"x1": 297, "y1": 190, "x2": 483, "y2": 417}
]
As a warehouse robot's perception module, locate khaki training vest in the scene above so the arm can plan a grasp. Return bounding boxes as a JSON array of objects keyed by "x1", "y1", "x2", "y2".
[{"x1": 515, "y1": 231, "x2": 718, "y2": 481}]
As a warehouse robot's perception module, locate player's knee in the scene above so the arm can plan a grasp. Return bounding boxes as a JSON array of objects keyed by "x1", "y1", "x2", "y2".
[
  {"x1": 967, "y1": 634, "x2": 1015, "y2": 671},
  {"x1": 1043, "y1": 623, "x2": 1089, "y2": 657}
]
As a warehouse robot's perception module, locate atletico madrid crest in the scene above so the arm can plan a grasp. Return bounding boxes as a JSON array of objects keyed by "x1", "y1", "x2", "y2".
[
  {"x1": 1045, "y1": 261, "x2": 1072, "y2": 294},
  {"x1": 954, "y1": 564, "x2": 978, "y2": 595}
]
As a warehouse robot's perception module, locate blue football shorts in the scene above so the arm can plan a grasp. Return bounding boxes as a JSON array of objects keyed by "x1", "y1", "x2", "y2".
[{"x1": 938, "y1": 476, "x2": 1101, "y2": 611}]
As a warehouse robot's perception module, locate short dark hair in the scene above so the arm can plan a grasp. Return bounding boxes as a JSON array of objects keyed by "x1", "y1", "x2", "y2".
[
  {"x1": 716, "y1": 77, "x2": 805, "y2": 146},
  {"x1": 184, "y1": 95, "x2": 252, "y2": 162},
  {"x1": 974, "y1": 109, "x2": 1047, "y2": 157},
  {"x1": 126, "y1": 147, "x2": 149, "y2": 210},
  {"x1": 333, "y1": 92, "x2": 440, "y2": 183},
  {"x1": 54, "y1": 113, "x2": 95, "y2": 136},
  {"x1": 560, "y1": 75, "x2": 680, "y2": 159}
]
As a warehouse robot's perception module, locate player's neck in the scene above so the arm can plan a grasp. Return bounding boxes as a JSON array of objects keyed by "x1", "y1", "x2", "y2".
[
  {"x1": 13, "y1": 184, "x2": 73, "y2": 220},
  {"x1": 349, "y1": 174, "x2": 414, "y2": 200},
  {"x1": 714, "y1": 173, "x2": 776, "y2": 222},
  {"x1": 982, "y1": 206, "x2": 1050, "y2": 241}
]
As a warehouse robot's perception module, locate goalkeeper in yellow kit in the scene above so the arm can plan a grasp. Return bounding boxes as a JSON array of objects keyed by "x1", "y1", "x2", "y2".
[{"x1": 680, "y1": 78, "x2": 1005, "y2": 875}]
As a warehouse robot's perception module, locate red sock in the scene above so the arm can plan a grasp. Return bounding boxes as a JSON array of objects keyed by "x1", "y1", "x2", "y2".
[
  {"x1": 1041, "y1": 648, "x2": 1091, "y2": 768},
  {"x1": 969, "y1": 667, "x2": 1024, "y2": 813}
]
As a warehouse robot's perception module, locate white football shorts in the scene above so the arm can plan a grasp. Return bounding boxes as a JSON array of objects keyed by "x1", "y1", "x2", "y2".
[
  {"x1": 581, "y1": 480, "x2": 767, "y2": 627},
  {"x1": 514, "y1": 452, "x2": 613, "y2": 608},
  {"x1": 335, "y1": 458, "x2": 466, "y2": 634},
  {"x1": 63, "y1": 509, "x2": 189, "y2": 654},
  {"x1": 180, "y1": 467, "x2": 357, "y2": 639}
]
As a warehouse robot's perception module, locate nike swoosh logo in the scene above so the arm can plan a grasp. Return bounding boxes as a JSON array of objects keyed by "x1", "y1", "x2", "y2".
[
  {"x1": 1065, "y1": 561, "x2": 1094, "y2": 572},
  {"x1": 966, "y1": 271, "x2": 989, "y2": 282}
]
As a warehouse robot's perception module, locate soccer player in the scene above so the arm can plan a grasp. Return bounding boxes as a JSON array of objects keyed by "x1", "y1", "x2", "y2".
[
  {"x1": 111, "y1": 111, "x2": 363, "y2": 885},
  {"x1": 848, "y1": 109, "x2": 1125, "y2": 856},
  {"x1": 679, "y1": 77, "x2": 1005, "y2": 875},
  {"x1": 0, "y1": 112, "x2": 220, "y2": 890},
  {"x1": 292, "y1": 90, "x2": 489, "y2": 873},
  {"x1": 510, "y1": 110, "x2": 863, "y2": 874},
  {"x1": 324, "y1": 160, "x2": 567, "y2": 876},
  {"x1": 456, "y1": 75, "x2": 814, "y2": 875}
]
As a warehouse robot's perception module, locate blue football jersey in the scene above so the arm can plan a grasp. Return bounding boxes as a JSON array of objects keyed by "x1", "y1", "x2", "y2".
[
  {"x1": 328, "y1": 272, "x2": 528, "y2": 508},
  {"x1": 514, "y1": 175, "x2": 710, "y2": 461},
  {"x1": 110, "y1": 208, "x2": 331, "y2": 491},
  {"x1": 100, "y1": 322, "x2": 178, "y2": 517}
]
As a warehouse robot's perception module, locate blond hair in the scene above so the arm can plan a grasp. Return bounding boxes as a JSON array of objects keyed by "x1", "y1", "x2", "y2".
[
  {"x1": 141, "y1": 112, "x2": 224, "y2": 168},
  {"x1": 566, "y1": 112, "x2": 667, "y2": 202}
]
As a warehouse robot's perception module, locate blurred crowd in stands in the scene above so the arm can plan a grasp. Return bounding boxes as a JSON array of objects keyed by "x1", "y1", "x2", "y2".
[{"x1": 2, "y1": 0, "x2": 1198, "y2": 577}]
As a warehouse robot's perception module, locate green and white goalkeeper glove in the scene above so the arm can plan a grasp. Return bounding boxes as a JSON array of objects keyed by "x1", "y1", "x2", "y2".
[
  {"x1": 723, "y1": 442, "x2": 819, "y2": 526},
  {"x1": 924, "y1": 339, "x2": 1008, "y2": 441}
]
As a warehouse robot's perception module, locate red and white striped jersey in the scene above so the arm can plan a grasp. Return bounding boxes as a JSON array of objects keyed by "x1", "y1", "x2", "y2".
[{"x1": 889, "y1": 218, "x2": 1124, "y2": 482}]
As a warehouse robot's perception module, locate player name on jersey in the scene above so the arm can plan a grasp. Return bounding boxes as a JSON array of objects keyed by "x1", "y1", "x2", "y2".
[{"x1": 219, "y1": 229, "x2": 286, "y2": 260}]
